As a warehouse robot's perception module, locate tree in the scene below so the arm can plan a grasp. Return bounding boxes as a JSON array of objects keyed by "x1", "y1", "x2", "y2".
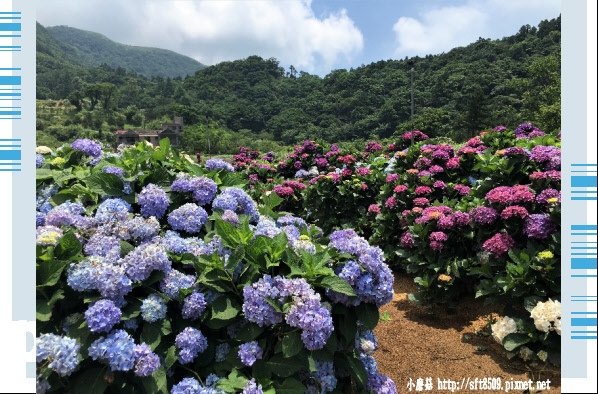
[
  {"x1": 84, "y1": 84, "x2": 102, "y2": 110},
  {"x1": 67, "y1": 90, "x2": 83, "y2": 111},
  {"x1": 100, "y1": 83, "x2": 117, "y2": 111}
]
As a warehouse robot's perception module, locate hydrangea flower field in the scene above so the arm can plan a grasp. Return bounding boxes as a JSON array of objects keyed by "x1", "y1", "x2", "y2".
[{"x1": 36, "y1": 124, "x2": 561, "y2": 393}]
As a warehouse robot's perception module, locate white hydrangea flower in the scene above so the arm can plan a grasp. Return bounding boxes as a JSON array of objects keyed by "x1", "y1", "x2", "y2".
[
  {"x1": 530, "y1": 299, "x2": 561, "y2": 333},
  {"x1": 36, "y1": 146, "x2": 53, "y2": 154},
  {"x1": 491, "y1": 316, "x2": 518, "y2": 344},
  {"x1": 537, "y1": 350, "x2": 548, "y2": 362},
  {"x1": 519, "y1": 346, "x2": 534, "y2": 361}
]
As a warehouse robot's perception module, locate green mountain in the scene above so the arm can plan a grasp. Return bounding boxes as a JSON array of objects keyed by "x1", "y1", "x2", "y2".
[
  {"x1": 37, "y1": 23, "x2": 205, "y2": 78},
  {"x1": 37, "y1": 16, "x2": 561, "y2": 148}
]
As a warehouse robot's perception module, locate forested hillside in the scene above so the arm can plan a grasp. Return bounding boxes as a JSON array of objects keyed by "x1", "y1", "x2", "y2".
[{"x1": 36, "y1": 16, "x2": 561, "y2": 150}]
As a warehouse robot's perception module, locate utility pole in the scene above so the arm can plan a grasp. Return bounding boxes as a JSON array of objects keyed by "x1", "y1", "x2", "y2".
[
  {"x1": 206, "y1": 116, "x2": 211, "y2": 159},
  {"x1": 408, "y1": 59, "x2": 415, "y2": 147}
]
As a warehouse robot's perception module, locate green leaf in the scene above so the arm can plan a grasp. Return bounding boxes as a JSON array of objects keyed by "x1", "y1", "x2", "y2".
[
  {"x1": 236, "y1": 323, "x2": 265, "y2": 342},
  {"x1": 252, "y1": 359, "x2": 272, "y2": 380},
  {"x1": 215, "y1": 219, "x2": 241, "y2": 249},
  {"x1": 273, "y1": 378, "x2": 306, "y2": 394},
  {"x1": 345, "y1": 356, "x2": 368, "y2": 387},
  {"x1": 159, "y1": 137, "x2": 171, "y2": 156},
  {"x1": 85, "y1": 172, "x2": 124, "y2": 196},
  {"x1": 523, "y1": 296, "x2": 545, "y2": 312},
  {"x1": 119, "y1": 241, "x2": 135, "y2": 258},
  {"x1": 141, "y1": 366, "x2": 168, "y2": 394},
  {"x1": 55, "y1": 230, "x2": 83, "y2": 260},
  {"x1": 266, "y1": 354, "x2": 305, "y2": 377},
  {"x1": 141, "y1": 323, "x2": 162, "y2": 351},
  {"x1": 226, "y1": 245, "x2": 245, "y2": 274},
  {"x1": 314, "y1": 276, "x2": 356, "y2": 296},
  {"x1": 36, "y1": 290, "x2": 64, "y2": 321},
  {"x1": 72, "y1": 368, "x2": 109, "y2": 394},
  {"x1": 37, "y1": 260, "x2": 69, "y2": 288},
  {"x1": 282, "y1": 331, "x2": 303, "y2": 358},
  {"x1": 36, "y1": 168, "x2": 53, "y2": 180},
  {"x1": 502, "y1": 333, "x2": 532, "y2": 351},
  {"x1": 356, "y1": 303, "x2": 380, "y2": 331}
]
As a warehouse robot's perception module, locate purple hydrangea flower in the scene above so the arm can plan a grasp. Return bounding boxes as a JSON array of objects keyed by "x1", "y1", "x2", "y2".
[
  {"x1": 181, "y1": 292, "x2": 207, "y2": 320},
  {"x1": 133, "y1": 343, "x2": 160, "y2": 377},
  {"x1": 238, "y1": 341, "x2": 263, "y2": 366},
  {"x1": 36, "y1": 333, "x2": 81, "y2": 376},
  {"x1": 85, "y1": 300, "x2": 122, "y2": 333},
  {"x1": 138, "y1": 184, "x2": 170, "y2": 219},
  {"x1": 524, "y1": 214, "x2": 558, "y2": 239},
  {"x1": 168, "y1": 203, "x2": 208, "y2": 234},
  {"x1": 175, "y1": 327, "x2": 208, "y2": 364},
  {"x1": 71, "y1": 139, "x2": 103, "y2": 158},
  {"x1": 88, "y1": 329, "x2": 135, "y2": 371}
]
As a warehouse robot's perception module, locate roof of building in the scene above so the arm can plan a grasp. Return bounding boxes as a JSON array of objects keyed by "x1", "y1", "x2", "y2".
[{"x1": 115, "y1": 130, "x2": 161, "y2": 136}]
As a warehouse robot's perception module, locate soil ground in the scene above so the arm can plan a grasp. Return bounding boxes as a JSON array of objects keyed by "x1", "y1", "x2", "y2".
[{"x1": 374, "y1": 274, "x2": 561, "y2": 394}]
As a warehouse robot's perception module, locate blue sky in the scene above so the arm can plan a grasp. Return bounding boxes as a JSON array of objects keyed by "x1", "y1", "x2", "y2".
[{"x1": 36, "y1": 0, "x2": 561, "y2": 76}]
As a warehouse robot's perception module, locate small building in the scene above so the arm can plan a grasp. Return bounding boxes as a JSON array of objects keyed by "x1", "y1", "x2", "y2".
[{"x1": 115, "y1": 116, "x2": 184, "y2": 147}]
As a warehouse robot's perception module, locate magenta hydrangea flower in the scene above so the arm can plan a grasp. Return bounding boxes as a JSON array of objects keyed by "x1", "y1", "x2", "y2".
[
  {"x1": 429, "y1": 165, "x2": 444, "y2": 175},
  {"x1": 471, "y1": 207, "x2": 498, "y2": 226},
  {"x1": 413, "y1": 197, "x2": 430, "y2": 207},
  {"x1": 501, "y1": 206, "x2": 529, "y2": 220},
  {"x1": 368, "y1": 204, "x2": 381, "y2": 214},
  {"x1": 386, "y1": 174, "x2": 399, "y2": 183},
  {"x1": 485, "y1": 186, "x2": 513, "y2": 205},
  {"x1": 512, "y1": 185, "x2": 535, "y2": 204},
  {"x1": 445, "y1": 157, "x2": 460, "y2": 169},
  {"x1": 415, "y1": 186, "x2": 432, "y2": 195},
  {"x1": 357, "y1": 167, "x2": 371, "y2": 176},
  {"x1": 385, "y1": 196, "x2": 398, "y2": 208},
  {"x1": 394, "y1": 185, "x2": 408, "y2": 193},
  {"x1": 433, "y1": 181, "x2": 447, "y2": 189},
  {"x1": 483, "y1": 233, "x2": 515, "y2": 256},
  {"x1": 400, "y1": 231, "x2": 414, "y2": 248},
  {"x1": 454, "y1": 185, "x2": 471, "y2": 196}
]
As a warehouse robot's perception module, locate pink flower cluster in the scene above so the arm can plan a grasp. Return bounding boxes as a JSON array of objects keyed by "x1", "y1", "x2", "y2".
[{"x1": 483, "y1": 233, "x2": 515, "y2": 256}]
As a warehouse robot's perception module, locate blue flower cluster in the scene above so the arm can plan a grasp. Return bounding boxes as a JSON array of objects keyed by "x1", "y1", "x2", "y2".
[
  {"x1": 36, "y1": 333, "x2": 80, "y2": 376},
  {"x1": 212, "y1": 187, "x2": 259, "y2": 222},
  {"x1": 84, "y1": 234, "x2": 121, "y2": 262},
  {"x1": 36, "y1": 225, "x2": 63, "y2": 246},
  {"x1": 45, "y1": 201, "x2": 88, "y2": 229},
  {"x1": 71, "y1": 139, "x2": 103, "y2": 158},
  {"x1": 133, "y1": 343, "x2": 161, "y2": 377},
  {"x1": 215, "y1": 343, "x2": 231, "y2": 362},
  {"x1": 238, "y1": 341, "x2": 263, "y2": 366},
  {"x1": 175, "y1": 327, "x2": 208, "y2": 364},
  {"x1": 159, "y1": 269, "x2": 197, "y2": 299},
  {"x1": 221, "y1": 209, "x2": 239, "y2": 226},
  {"x1": 94, "y1": 198, "x2": 131, "y2": 224},
  {"x1": 88, "y1": 329, "x2": 135, "y2": 371},
  {"x1": 138, "y1": 183, "x2": 170, "y2": 219},
  {"x1": 171, "y1": 174, "x2": 219, "y2": 206},
  {"x1": 327, "y1": 229, "x2": 394, "y2": 307},
  {"x1": 85, "y1": 299, "x2": 122, "y2": 333},
  {"x1": 140, "y1": 293, "x2": 167, "y2": 323},
  {"x1": 36, "y1": 212, "x2": 46, "y2": 227},
  {"x1": 168, "y1": 203, "x2": 209, "y2": 233},
  {"x1": 106, "y1": 216, "x2": 160, "y2": 242},
  {"x1": 243, "y1": 379, "x2": 264, "y2": 394},
  {"x1": 205, "y1": 158, "x2": 235, "y2": 173},
  {"x1": 171, "y1": 377, "x2": 228, "y2": 394},
  {"x1": 36, "y1": 154, "x2": 45, "y2": 168},
  {"x1": 305, "y1": 360, "x2": 337, "y2": 393},
  {"x1": 36, "y1": 375, "x2": 50, "y2": 394},
  {"x1": 352, "y1": 327, "x2": 397, "y2": 393},
  {"x1": 243, "y1": 275, "x2": 333, "y2": 350},
  {"x1": 119, "y1": 242, "x2": 171, "y2": 282},
  {"x1": 67, "y1": 256, "x2": 132, "y2": 300},
  {"x1": 182, "y1": 292, "x2": 207, "y2": 320},
  {"x1": 102, "y1": 166, "x2": 125, "y2": 179}
]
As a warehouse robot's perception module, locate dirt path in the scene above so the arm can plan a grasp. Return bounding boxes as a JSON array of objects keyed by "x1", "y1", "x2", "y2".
[{"x1": 374, "y1": 274, "x2": 561, "y2": 394}]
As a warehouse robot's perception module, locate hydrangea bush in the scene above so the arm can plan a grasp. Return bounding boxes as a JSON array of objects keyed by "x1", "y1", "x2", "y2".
[{"x1": 35, "y1": 139, "x2": 397, "y2": 393}]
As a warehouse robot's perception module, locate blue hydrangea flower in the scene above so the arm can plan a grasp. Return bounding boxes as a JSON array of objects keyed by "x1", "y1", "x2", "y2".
[
  {"x1": 212, "y1": 187, "x2": 259, "y2": 223},
  {"x1": 242, "y1": 379, "x2": 264, "y2": 394},
  {"x1": 119, "y1": 242, "x2": 171, "y2": 282},
  {"x1": 123, "y1": 318, "x2": 138, "y2": 331},
  {"x1": 102, "y1": 166, "x2": 125, "y2": 179},
  {"x1": 205, "y1": 158, "x2": 235, "y2": 173},
  {"x1": 36, "y1": 154, "x2": 45, "y2": 168},
  {"x1": 159, "y1": 269, "x2": 197, "y2": 300},
  {"x1": 215, "y1": 343, "x2": 231, "y2": 362},
  {"x1": 36, "y1": 375, "x2": 51, "y2": 394},
  {"x1": 95, "y1": 198, "x2": 131, "y2": 224},
  {"x1": 366, "y1": 374, "x2": 397, "y2": 393},
  {"x1": 133, "y1": 343, "x2": 161, "y2": 377},
  {"x1": 171, "y1": 378, "x2": 201, "y2": 394},
  {"x1": 168, "y1": 203, "x2": 209, "y2": 234},
  {"x1": 182, "y1": 292, "x2": 207, "y2": 320},
  {"x1": 277, "y1": 214, "x2": 307, "y2": 229},
  {"x1": 88, "y1": 329, "x2": 135, "y2": 371},
  {"x1": 175, "y1": 327, "x2": 208, "y2": 364},
  {"x1": 71, "y1": 139, "x2": 103, "y2": 158},
  {"x1": 36, "y1": 333, "x2": 81, "y2": 377},
  {"x1": 138, "y1": 183, "x2": 170, "y2": 219},
  {"x1": 84, "y1": 234, "x2": 121, "y2": 262},
  {"x1": 238, "y1": 341, "x2": 263, "y2": 366},
  {"x1": 307, "y1": 360, "x2": 337, "y2": 393},
  {"x1": 191, "y1": 177, "x2": 218, "y2": 205},
  {"x1": 85, "y1": 299, "x2": 122, "y2": 333},
  {"x1": 221, "y1": 210, "x2": 239, "y2": 226},
  {"x1": 36, "y1": 225, "x2": 63, "y2": 246},
  {"x1": 140, "y1": 294, "x2": 167, "y2": 323}
]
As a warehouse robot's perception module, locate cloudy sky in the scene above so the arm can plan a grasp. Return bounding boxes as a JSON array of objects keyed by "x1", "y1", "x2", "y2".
[{"x1": 36, "y1": 0, "x2": 561, "y2": 76}]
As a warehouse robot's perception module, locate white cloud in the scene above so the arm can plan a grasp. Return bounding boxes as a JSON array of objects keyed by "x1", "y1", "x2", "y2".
[
  {"x1": 392, "y1": 0, "x2": 561, "y2": 58},
  {"x1": 393, "y1": 6, "x2": 487, "y2": 55},
  {"x1": 36, "y1": 0, "x2": 363, "y2": 73}
]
